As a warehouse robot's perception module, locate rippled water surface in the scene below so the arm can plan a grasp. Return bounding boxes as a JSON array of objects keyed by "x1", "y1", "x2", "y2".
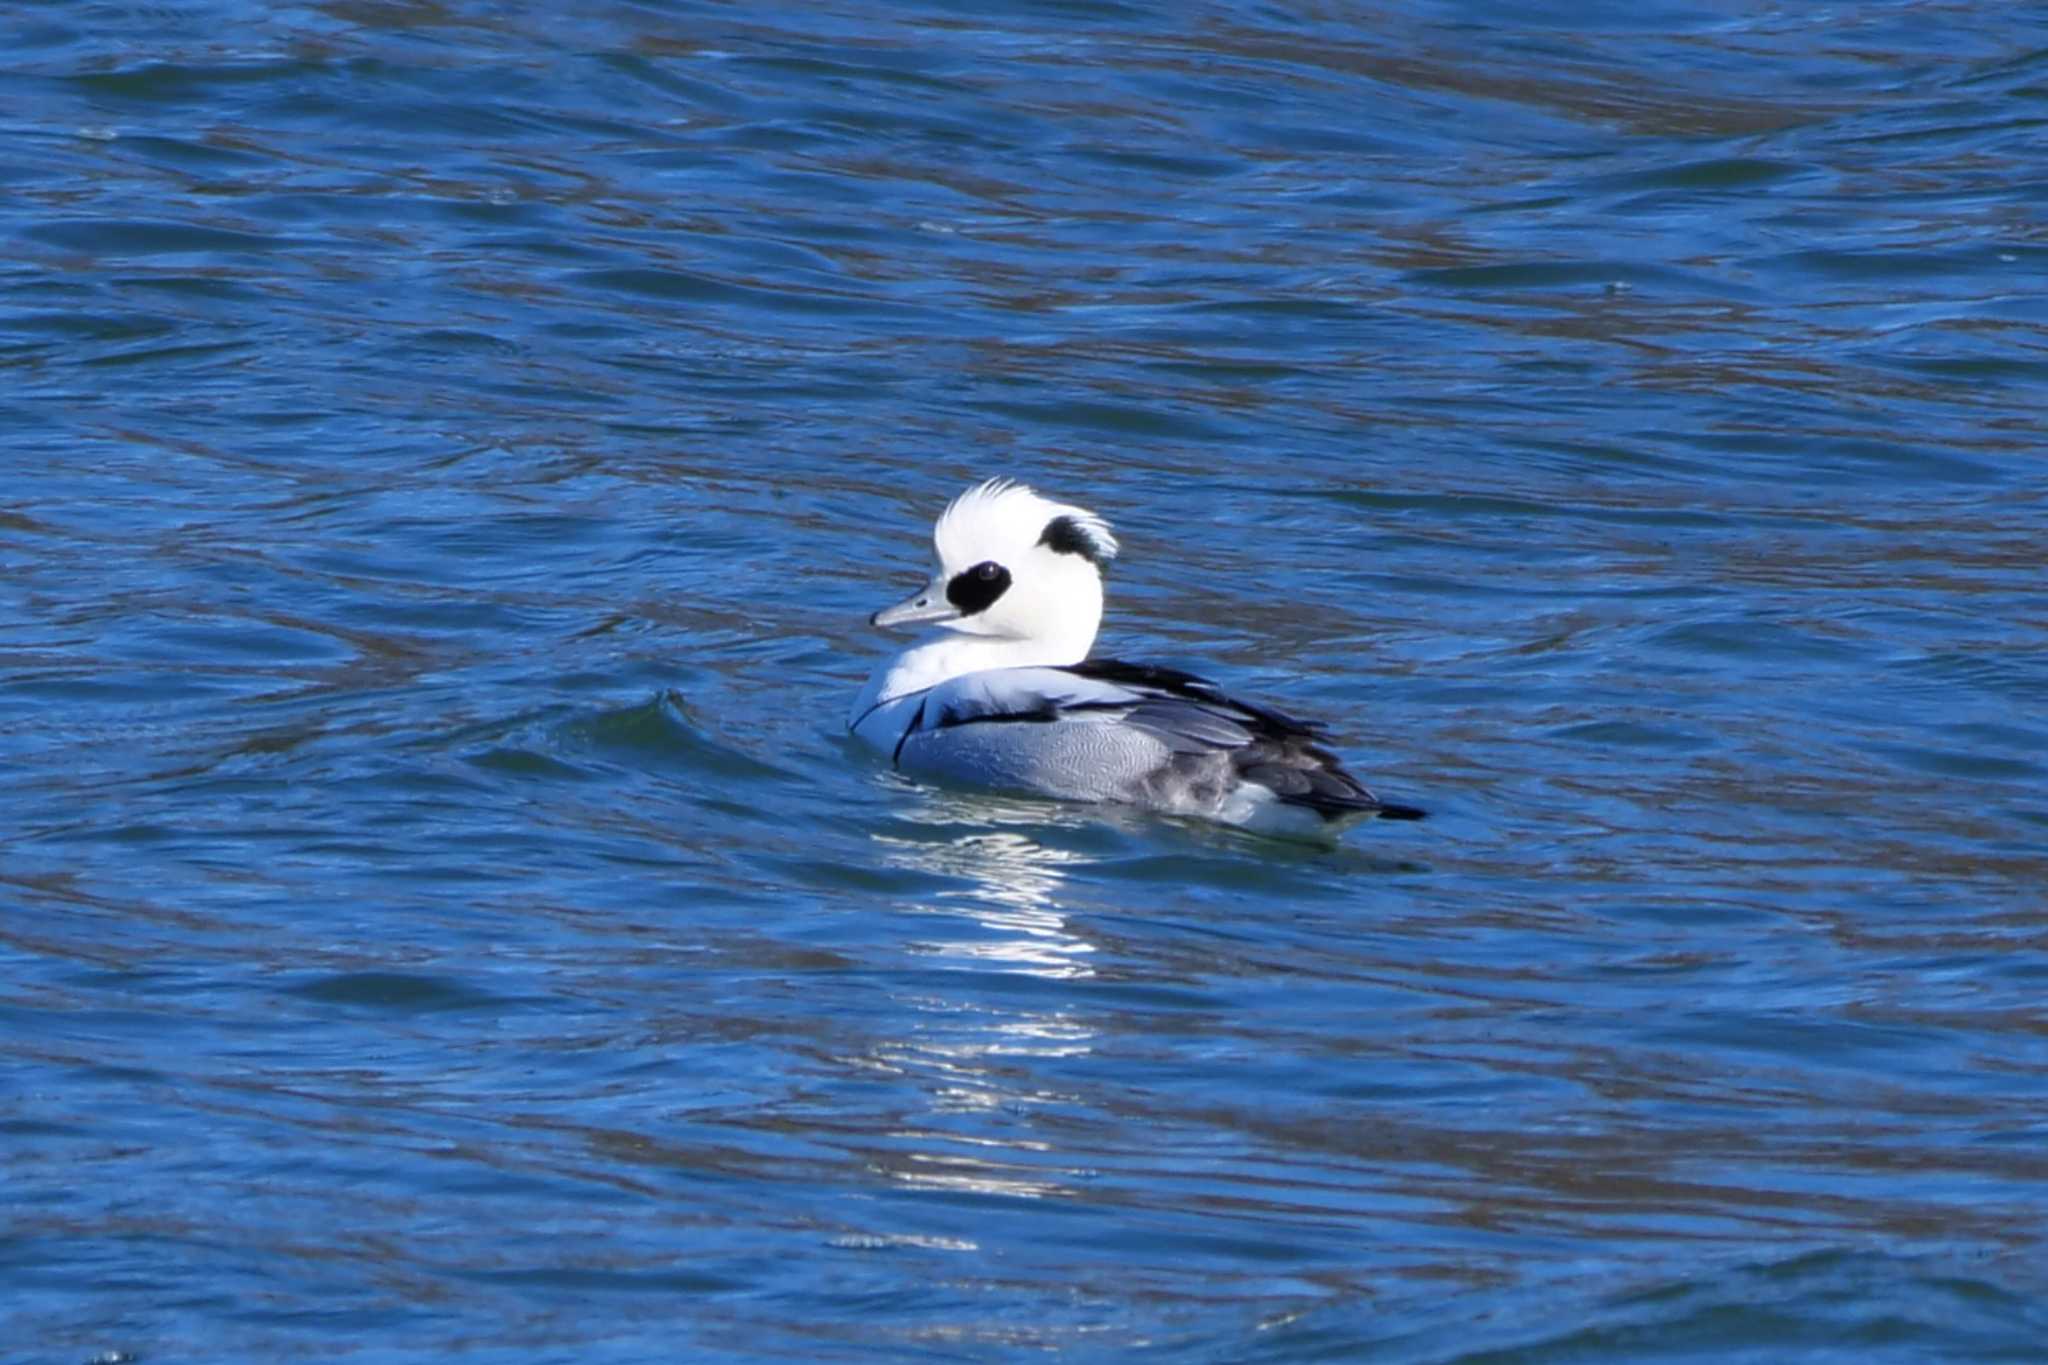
[{"x1": 6, "y1": 1, "x2": 2048, "y2": 1360}]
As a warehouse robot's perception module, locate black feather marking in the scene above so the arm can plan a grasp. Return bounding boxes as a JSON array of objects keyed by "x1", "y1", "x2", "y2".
[
  {"x1": 936, "y1": 701, "x2": 1057, "y2": 728},
  {"x1": 848, "y1": 696, "x2": 887, "y2": 734},
  {"x1": 1038, "y1": 514, "x2": 1109, "y2": 565},
  {"x1": 1065, "y1": 658, "x2": 1321, "y2": 738},
  {"x1": 891, "y1": 697, "x2": 928, "y2": 767}
]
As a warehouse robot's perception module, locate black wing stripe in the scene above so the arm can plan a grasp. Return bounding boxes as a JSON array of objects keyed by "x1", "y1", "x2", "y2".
[
  {"x1": 934, "y1": 702, "x2": 1057, "y2": 729},
  {"x1": 1063, "y1": 657, "x2": 1322, "y2": 741}
]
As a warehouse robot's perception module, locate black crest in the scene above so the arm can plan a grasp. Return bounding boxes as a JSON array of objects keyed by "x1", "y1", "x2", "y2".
[{"x1": 1038, "y1": 515, "x2": 1110, "y2": 566}]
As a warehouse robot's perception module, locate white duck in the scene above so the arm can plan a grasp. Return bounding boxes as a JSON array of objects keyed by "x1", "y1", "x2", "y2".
[{"x1": 848, "y1": 479, "x2": 1424, "y2": 838}]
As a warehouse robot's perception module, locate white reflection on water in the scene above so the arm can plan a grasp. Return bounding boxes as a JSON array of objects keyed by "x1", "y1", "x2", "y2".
[
  {"x1": 870, "y1": 792, "x2": 1099, "y2": 981},
  {"x1": 858, "y1": 796, "x2": 1103, "y2": 1201}
]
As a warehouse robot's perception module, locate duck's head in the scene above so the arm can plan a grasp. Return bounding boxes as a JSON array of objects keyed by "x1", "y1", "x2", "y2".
[{"x1": 871, "y1": 479, "x2": 1118, "y2": 660}]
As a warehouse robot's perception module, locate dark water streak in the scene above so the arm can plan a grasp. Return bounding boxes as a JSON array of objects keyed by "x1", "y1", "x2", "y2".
[{"x1": 5, "y1": 1, "x2": 2048, "y2": 1361}]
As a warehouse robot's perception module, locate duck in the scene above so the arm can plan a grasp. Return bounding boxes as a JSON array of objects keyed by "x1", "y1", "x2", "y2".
[{"x1": 848, "y1": 479, "x2": 1424, "y2": 839}]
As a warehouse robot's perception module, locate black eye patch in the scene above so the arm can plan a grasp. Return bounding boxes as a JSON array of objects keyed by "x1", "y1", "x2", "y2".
[{"x1": 946, "y1": 560, "x2": 1011, "y2": 615}]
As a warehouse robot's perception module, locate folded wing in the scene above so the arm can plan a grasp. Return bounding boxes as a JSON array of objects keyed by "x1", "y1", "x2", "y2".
[{"x1": 912, "y1": 657, "x2": 1424, "y2": 824}]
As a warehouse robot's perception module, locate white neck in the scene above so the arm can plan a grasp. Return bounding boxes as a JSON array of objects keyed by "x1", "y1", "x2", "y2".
[
  {"x1": 892, "y1": 628, "x2": 1092, "y2": 693},
  {"x1": 850, "y1": 620, "x2": 1098, "y2": 728}
]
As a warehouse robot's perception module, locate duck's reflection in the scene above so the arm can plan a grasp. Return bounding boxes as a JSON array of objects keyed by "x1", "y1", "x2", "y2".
[
  {"x1": 855, "y1": 795, "x2": 1103, "y2": 1203},
  {"x1": 869, "y1": 792, "x2": 1100, "y2": 980}
]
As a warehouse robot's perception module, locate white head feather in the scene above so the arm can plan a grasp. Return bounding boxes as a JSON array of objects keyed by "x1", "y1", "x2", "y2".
[
  {"x1": 933, "y1": 478, "x2": 1118, "y2": 572},
  {"x1": 853, "y1": 480, "x2": 1121, "y2": 715},
  {"x1": 869, "y1": 479, "x2": 1117, "y2": 666}
]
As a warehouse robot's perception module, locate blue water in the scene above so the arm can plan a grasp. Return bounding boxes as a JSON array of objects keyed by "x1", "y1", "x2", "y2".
[{"x1": 6, "y1": 2, "x2": 2048, "y2": 1360}]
